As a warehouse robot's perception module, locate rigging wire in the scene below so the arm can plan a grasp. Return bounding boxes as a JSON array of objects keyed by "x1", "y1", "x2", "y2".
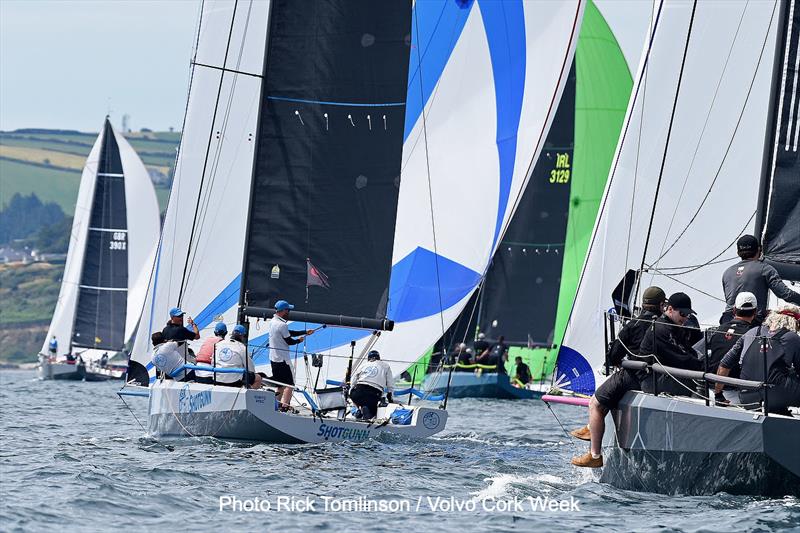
[
  {"x1": 637, "y1": 0, "x2": 698, "y2": 287},
  {"x1": 651, "y1": 0, "x2": 779, "y2": 267}
]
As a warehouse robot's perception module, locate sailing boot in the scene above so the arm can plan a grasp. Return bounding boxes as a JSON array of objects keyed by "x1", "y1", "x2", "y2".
[
  {"x1": 571, "y1": 452, "x2": 603, "y2": 468},
  {"x1": 570, "y1": 425, "x2": 591, "y2": 441}
]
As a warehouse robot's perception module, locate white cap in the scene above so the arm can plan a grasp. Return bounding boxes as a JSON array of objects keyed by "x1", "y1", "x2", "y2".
[
  {"x1": 735, "y1": 291, "x2": 757, "y2": 310},
  {"x1": 477, "y1": 332, "x2": 485, "y2": 340}
]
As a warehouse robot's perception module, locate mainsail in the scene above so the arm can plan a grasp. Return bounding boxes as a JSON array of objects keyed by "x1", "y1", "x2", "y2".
[
  {"x1": 42, "y1": 118, "x2": 160, "y2": 358},
  {"x1": 128, "y1": 0, "x2": 585, "y2": 385},
  {"x1": 558, "y1": 0, "x2": 789, "y2": 395}
]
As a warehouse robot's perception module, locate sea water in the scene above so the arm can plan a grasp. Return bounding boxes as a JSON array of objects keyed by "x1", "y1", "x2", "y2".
[{"x1": 1, "y1": 370, "x2": 798, "y2": 532}]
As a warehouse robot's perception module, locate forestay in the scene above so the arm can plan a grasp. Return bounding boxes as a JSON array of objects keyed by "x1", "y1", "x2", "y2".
[{"x1": 558, "y1": 0, "x2": 784, "y2": 395}]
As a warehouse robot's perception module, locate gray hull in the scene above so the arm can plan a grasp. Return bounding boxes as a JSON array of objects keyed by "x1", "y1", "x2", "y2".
[
  {"x1": 148, "y1": 381, "x2": 448, "y2": 444},
  {"x1": 603, "y1": 391, "x2": 800, "y2": 496}
]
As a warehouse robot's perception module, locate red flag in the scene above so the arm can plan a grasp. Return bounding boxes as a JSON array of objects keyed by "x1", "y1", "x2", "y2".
[{"x1": 306, "y1": 258, "x2": 330, "y2": 289}]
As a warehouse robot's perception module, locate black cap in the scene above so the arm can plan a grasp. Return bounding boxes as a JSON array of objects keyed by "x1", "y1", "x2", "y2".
[
  {"x1": 367, "y1": 350, "x2": 380, "y2": 360},
  {"x1": 737, "y1": 235, "x2": 760, "y2": 253},
  {"x1": 667, "y1": 292, "x2": 696, "y2": 315}
]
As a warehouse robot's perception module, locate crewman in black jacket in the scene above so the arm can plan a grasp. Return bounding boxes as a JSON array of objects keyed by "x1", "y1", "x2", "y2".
[{"x1": 570, "y1": 286, "x2": 666, "y2": 468}]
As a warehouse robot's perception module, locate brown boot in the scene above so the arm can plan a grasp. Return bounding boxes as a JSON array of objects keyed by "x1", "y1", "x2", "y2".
[
  {"x1": 571, "y1": 452, "x2": 603, "y2": 468},
  {"x1": 570, "y1": 425, "x2": 591, "y2": 441}
]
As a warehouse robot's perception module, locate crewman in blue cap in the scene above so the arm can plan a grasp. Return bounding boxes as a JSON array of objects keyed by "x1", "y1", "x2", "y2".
[
  {"x1": 162, "y1": 306, "x2": 200, "y2": 343},
  {"x1": 268, "y1": 299, "x2": 317, "y2": 411}
]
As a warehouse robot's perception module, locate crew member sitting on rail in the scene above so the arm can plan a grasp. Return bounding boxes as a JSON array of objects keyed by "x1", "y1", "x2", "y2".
[
  {"x1": 194, "y1": 322, "x2": 227, "y2": 384},
  {"x1": 694, "y1": 292, "x2": 757, "y2": 377},
  {"x1": 513, "y1": 356, "x2": 532, "y2": 387},
  {"x1": 456, "y1": 347, "x2": 473, "y2": 370},
  {"x1": 350, "y1": 350, "x2": 394, "y2": 420},
  {"x1": 151, "y1": 331, "x2": 194, "y2": 382},
  {"x1": 214, "y1": 324, "x2": 261, "y2": 389},
  {"x1": 720, "y1": 235, "x2": 800, "y2": 325},
  {"x1": 267, "y1": 300, "x2": 316, "y2": 411},
  {"x1": 570, "y1": 286, "x2": 666, "y2": 466},
  {"x1": 638, "y1": 292, "x2": 702, "y2": 396},
  {"x1": 716, "y1": 305, "x2": 800, "y2": 414},
  {"x1": 473, "y1": 332, "x2": 490, "y2": 360}
]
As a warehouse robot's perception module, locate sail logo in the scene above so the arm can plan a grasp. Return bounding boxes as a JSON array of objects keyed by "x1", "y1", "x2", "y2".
[
  {"x1": 178, "y1": 384, "x2": 212, "y2": 413},
  {"x1": 316, "y1": 423, "x2": 370, "y2": 442},
  {"x1": 271, "y1": 265, "x2": 280, "y2": 279}
]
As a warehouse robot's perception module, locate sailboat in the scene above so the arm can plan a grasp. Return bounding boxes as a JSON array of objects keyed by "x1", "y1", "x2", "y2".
[
  {"x1": 421, "y1": 0, "x2": 650, "y2": 400},
  {"x1": 120, "y1": 0, "x2": 584, "y2": 443},
  {"x1": 37, "y1": 118, "x2": 161, "y2": 381},
  {"x1": 550, "y1": 0, "x2": 800, "y2": 495}
]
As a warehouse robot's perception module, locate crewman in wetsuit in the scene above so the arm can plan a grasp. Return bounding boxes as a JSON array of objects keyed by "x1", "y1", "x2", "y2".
[
  {"x1": 694, "y1": 292, "x2": 757, "y2": 378},
  {"x1": 350, "y1": 350, "x2": 394, "y2": 420},
  {"x1": 720, "y1": 235, "x2": 800, "y2": 325},
  {"x1": 570, "y1": 286, "x2": 666, "y2": 442},
  {"x1": 513, "y1": 356, "x2": 532, "y2": 387},
  {"x1": 716, "y1": 305, "x2": 800, "y2": 414}
]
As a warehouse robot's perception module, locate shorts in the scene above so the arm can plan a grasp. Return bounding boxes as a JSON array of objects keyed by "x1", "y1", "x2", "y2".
[
  {"x1": 595, "y1": 368, "x2": 641, "y2": 410},
  {"x1": 270, "y1": 361, "x2": 294, "y2": 387}
]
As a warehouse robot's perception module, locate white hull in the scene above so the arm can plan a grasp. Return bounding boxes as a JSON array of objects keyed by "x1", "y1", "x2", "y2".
[
  {"x1": 148, "y1": 381, "x2": 448, "y2": 444},
  {"x1": 36, "y1": 355, "x2": 85, "y2": 381}
]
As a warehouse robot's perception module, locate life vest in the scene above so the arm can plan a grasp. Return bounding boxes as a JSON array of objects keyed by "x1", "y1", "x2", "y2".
[{"x1": 739, "y1": 327, "x2": 789, "y2": 405}]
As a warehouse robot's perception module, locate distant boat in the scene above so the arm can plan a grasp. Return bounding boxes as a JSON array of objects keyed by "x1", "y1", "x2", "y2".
[
  {"x1": 37, "y1": 118, "x2": 161, "y2": 381},
  {"x1": 122, "y1": 0, "x2": 584, "y2": 443},
  {"x1": 552, "y1": 0, "x2": 800, "y2": 496}
]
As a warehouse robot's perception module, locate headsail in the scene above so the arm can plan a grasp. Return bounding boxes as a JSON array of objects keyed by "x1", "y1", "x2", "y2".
[{"x1": 558, "y1": 0, "x2": 784, "y2": 395}]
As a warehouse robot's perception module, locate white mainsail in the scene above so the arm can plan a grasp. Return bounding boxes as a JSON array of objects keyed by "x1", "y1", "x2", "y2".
[
  {"x1": 42, "y1": 119, "x2": 161, "y2": 362},
  {"x1": 129, "y1": 0, "x2": 585, "y2": 386},
  {"x1": 557, "y1": 0, "x2": 783, "y2": 395}
]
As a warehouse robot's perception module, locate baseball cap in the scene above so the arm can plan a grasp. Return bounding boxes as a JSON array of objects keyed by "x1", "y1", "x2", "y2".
[
  {"x1": 736, "y1": 235, "x2": 760, "y2": 253},
  {"x1": 214, "y1": 322, "x2": 228, "y2": 335},
  {"x1": 232, "y1": 324, "x2": 247, "y2": 336},
  {"x1": 367, "y1": 350, "x2": 380, "y2": 360},
  {"x1": 477, "y1": 332, "x2": 485, "y2": 340},
  {"x1": 667, "y1": 292, "x2": 696, "y2": 316},
  {"x1": 642, "y1": 286, "x2": 666, "y2": 305},
  {"x1": 169, "y1": 307, "x2": 185, "y2": 317},
  {"x1": 275, "y1": 300, "x2": 294, "y2": 312},
  {"x1": 734, "y1": 292, "x2": 757, "y2": 310}
]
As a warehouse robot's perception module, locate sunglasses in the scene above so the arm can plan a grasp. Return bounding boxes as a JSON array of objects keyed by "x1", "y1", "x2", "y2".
[{"x1": 678, "y1": 310, "x2": 690, "y2": 318}]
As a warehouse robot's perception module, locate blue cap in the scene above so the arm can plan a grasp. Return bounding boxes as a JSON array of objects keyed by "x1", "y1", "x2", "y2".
[
  {"x1": 232, "y1": 324, "x2": 247, "y2": 336},
  {"x1": 275, "y1": 300, "x2": 294, "y2": 311},
  {"x1": 169, "y1": 307, "x2": 185, "y2": 317},
  {"x1": 214, "y1": 322, "x2": 228, "y2": 334}
]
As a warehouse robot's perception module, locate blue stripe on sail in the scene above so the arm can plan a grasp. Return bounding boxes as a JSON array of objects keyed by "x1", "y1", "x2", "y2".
[
  {"x1": 267, "y1": 96, "x2": 405, "y2": 107},
  {"x1": 193, "y1": 274, "x2": 241, "y2": 330},
  {"x1": 479, "y1": 0, "x2": 526, "y2": 250},
  {"x1": 388, "y1": 247, "x2": 481, "y2": 322},
  {"x1": 555, "y1": 345, "x2": 595, "y2": 395},
  {"x1": 404, "y1": 0, "x2": 474, "y2": 142},
  {"x1": 248, "y1": 326, "x2": 371, "y2": 364}
]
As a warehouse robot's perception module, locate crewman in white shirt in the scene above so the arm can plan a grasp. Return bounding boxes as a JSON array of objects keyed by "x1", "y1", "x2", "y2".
[{"x1": 350, "y1": 350, "x2": 394, "y2": 419}]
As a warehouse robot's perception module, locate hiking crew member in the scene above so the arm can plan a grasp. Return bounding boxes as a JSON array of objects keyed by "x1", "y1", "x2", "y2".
[
  {"x1": 267, "y1": 300, "x2": 315, "y2": 410},
  {"x1": 195, "y1": 322, "x2": 227, "y2": 384},
  {"x1": 214, "y1": 324, "x2": 261, "y2": 389},
  {"x1": 151, "y1": 332, "x2": 194, "y2": 382},
  {"x1": 694, "y1": 292, "x2": 757, "y2": 378},
  {"x1": 570, "y1": 286, "x2": 666, "y2": 462},
  {"x1": 716, "y1": 305, "x2": 800, "y2": 414},
  {"x1": 48, "y1": 336, "x2": 57, "y2": 358},
  {"x1": 513, "y1": 356, "x2": 532, "y2": 387},
  {"x1": 720, "y1": 235, "x2": 800, "y2": 324},
  {"x1": 474, "y1": 333, "x2": 490, "y2": 359},
  {"x1": 350, "y1": 350, "x2": 394, "y2": 420},
  {"x1": 162, "y1": 307, "x2": 200, "y2": 343}
]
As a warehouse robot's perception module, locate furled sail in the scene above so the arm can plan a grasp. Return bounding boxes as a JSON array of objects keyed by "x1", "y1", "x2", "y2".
[
  {"x1": 42, "y1": 118, "x2": 160, "y2": 359},
  {"x1": 558, "y1": 0, "x2": 784, "y2": 395},
  {"x1": 128, "y1": 0, "x2": 585, "y2": 385},
  {"x1": 756, "y1": 0, "x2": 800, "y2": 282}
]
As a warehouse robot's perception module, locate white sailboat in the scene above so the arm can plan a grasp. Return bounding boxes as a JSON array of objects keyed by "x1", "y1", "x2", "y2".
[
  {"x1": 549, "y1": 0, "x2": 800, "y2": 495},
  {"x1": 37, "y1": 118, "x2": 161, "y2": 381},
  {"x1": 122, "y1": 0, "x2": 585, "y2": 443}
]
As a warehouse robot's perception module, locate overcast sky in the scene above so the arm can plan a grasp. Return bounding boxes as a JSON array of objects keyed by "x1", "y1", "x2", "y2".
[{"x1": 0, "y1": 0, "x2": 200, "y2": 133}]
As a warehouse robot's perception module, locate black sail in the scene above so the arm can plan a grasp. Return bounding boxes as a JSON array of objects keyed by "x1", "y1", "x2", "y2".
[
  {"x1": 241, "y1": 0, "x2": 412, "y2": 324},
  {"x1": 476, "y1": 61, "x2": 576, "y2": 346},
  {"x1": 757, "y1": 0, "x2": 800, "y2": 282},
  {"x1": 72, "y1": 119, "x2": 129, "y2": 350}
]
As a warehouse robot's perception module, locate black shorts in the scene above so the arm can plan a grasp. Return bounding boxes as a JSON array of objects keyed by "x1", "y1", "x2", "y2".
[
  {"x1": 595, "y1": 369, "x2": 641, "y2": 410},
  {"x1": 270, "y1": 361, "x2": 294, "y2": 386}
]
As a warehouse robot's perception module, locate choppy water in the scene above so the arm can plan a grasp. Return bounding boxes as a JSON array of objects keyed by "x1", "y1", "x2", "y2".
[{"x1": 1, "y1": 369, "x2": 799, "y2": 532}]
